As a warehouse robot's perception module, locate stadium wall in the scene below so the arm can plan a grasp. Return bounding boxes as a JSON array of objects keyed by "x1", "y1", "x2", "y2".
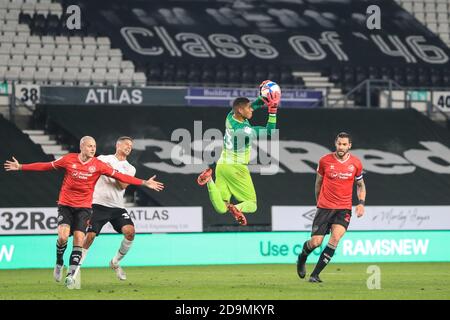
[{"x1": 1, "y1": 231, "x2": 450, "y2": 269}]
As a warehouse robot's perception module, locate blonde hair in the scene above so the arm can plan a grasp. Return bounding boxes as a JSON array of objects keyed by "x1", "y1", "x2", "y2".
[{"x1": 80, "y1": 136, "x2": 95, "y2": 147}]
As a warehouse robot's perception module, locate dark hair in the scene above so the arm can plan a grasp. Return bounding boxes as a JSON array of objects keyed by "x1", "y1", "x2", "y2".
[
  {"x1": 117, "y1": 136, "x2": 133, "y2": 143},
  {"x1": 335, "y1": 132, "x2": 352, "y2": 143},
  {"x1": 232, "y1": 97, "x2": 250, "y2": 111}
]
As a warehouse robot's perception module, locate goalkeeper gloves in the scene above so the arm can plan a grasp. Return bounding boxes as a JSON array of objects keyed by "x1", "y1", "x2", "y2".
[{"x1": 264, "y1": 91, "x2": 281, "y2": 114}]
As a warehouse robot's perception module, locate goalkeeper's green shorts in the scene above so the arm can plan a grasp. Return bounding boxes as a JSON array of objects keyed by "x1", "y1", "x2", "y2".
[{"x1": 215, "y1": 163, "x2": 256, "y2": 203}]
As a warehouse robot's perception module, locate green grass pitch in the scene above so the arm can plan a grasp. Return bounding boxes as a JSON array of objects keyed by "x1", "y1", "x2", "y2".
[{"x1": 1, "y1": 263, "x2": 449, "y2": 300}]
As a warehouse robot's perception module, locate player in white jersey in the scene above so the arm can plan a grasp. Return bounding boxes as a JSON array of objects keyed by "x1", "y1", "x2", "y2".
[{"x1": 81, "y1": 136, "x2": 142, "y2": 280}]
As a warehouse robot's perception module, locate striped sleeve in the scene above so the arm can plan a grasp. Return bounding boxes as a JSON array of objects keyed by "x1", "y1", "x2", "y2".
[{"x1": 355, "y1": 160, "x2": 364, "y2": 181}]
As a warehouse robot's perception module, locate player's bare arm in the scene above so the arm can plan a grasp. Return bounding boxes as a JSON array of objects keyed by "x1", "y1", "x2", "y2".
[
  {"x1": 356, "y1": 178, "x2": 366, "y2": 217},
  {"x1": 4, "y1": 157, "x2": 21, "y2": 171},
  {"x1": 4, "y1": 157, "x2": 55, "y2": 171},
  {"x1": 315, "y1": 173, "x2": 323, "y2": 203},
  {"x1": 142, "y1": 175, "x2": 164, "y2": 192}
]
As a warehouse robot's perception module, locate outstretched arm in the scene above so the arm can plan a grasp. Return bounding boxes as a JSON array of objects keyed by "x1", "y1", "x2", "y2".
[
  {"x1": 102, "y1": 166, "x2": 164, "y2": 192},
  {"x1": 4, "y1": 157, "x2": 55, "y2": 171}
]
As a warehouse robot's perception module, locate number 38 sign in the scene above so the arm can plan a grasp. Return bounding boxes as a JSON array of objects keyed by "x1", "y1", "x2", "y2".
[
  {"x1": 15, "y1": 84, "x2": 40, "y2": 107},
  {"x1": 432, "y1": 91, "x2": 450, "y2": 113}
]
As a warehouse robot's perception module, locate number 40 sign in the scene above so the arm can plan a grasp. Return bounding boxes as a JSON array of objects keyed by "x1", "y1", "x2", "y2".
[{"x1": 432, "y1": 91, "x2": 450, "y2": 113}]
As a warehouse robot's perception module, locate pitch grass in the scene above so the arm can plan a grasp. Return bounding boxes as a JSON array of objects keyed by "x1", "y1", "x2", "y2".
[{"x1": 0, "y1": 262, "x2": 449, "y2": 300}]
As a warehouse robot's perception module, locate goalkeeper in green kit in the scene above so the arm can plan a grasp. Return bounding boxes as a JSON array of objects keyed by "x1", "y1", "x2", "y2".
[{"x1": 197, "y1": 81, "x2": 281, "y2": 226}]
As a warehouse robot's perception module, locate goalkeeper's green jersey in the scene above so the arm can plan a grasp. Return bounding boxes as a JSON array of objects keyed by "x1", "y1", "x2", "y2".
[{"x1": 218, "y1": 96, "x2": 277, "y2": 165}]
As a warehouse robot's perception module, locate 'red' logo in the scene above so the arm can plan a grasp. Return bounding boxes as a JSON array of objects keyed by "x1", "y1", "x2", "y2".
[{"x1": 344, "y1": 213, "x2": 351, "y2": 223}]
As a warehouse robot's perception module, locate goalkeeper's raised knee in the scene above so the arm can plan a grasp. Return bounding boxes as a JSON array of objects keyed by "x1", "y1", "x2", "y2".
[{"x1": 236, "y1": 201, "x2": 257, "y2": 213}]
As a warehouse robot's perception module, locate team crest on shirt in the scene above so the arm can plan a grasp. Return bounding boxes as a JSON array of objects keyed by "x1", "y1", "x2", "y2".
[
  {"x1": 330, "y1": 165, "x2": 334, "y2": 169},
  {"x1": 88, "y1": 166, "x2": 96, "y2": 173},
  {"x1": 72, "y1": 164, "x2": 77, "y2": 169},
  {"x1": 348, "y1": 164, "x2": 355, "y2": 172}
]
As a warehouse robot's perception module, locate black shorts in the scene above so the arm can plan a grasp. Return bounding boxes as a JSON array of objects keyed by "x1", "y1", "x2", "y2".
[
  {"x1": 57, "y1": 205, "x2": 93, "y2": 235},
  {"x1": 87, "y1": 204, "x2": 134, "y2": 235},
  {"x1": 311, "y1": 208, "x2": 352, "y2": 236}
]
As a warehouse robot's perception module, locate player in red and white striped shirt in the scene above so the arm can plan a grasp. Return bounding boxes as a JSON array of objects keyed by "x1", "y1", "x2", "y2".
[
  {"x1": 4, "y1": 136, "x2": 164, "y2": 289},
  {"x1": 296, "y1": 132, "x2": 367, "y2": 283}
]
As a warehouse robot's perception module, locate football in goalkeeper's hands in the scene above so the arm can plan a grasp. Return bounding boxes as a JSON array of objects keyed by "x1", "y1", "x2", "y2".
[{"x1": 259, "y1": 80, "x2": 281, "y2": 99}]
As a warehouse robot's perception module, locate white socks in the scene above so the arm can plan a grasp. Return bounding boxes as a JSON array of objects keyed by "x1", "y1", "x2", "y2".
[{"x1": 112, "y1": 238, "x2": 133, "y2": 265}]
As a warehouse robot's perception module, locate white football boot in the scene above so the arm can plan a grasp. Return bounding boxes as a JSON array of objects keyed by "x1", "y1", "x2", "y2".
[
  {"x1": 53, "y1": 264, "x2": 64, "y2": 282},
  {"x1": 110, "y1": 259, "x2": 127, "y2": 281}
]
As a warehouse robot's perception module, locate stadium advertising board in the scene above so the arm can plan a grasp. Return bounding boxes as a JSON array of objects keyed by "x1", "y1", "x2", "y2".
[
  {"x1": 0, "y1": 207, "x2": 203, "y2": 235},
  {"x1": 39, "y1": 86, "x2": 323, "y2": 108},
  {"x1": 1, "y1": 231, "x2": 449, "y2": 269},
  {"x1": 39, "y1": 86, "x2": 186, "y2": 106},
  {"x1": 272, "y1": 206, "x2": 450, "y2": 231},
  {"x1": 186, "y1": 87, "x2": 322, "y2": 108}
]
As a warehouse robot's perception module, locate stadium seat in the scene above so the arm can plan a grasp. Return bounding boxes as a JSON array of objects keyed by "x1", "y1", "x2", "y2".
[
  {"x1": 0, "y1": 66, "x2": 7, "y2": 80},
  {"x1": 201, "y1": 65, "x2": 215, "y2": 84},
  {"x1": 174, "y1": 64, "x2": 188, "y2": 83},
  {"x1": 133, "y1": 72, "x2": 147, "y2": 86},
  {"x1": 8, "y1": 56, "x2": 24, "y2": 67},
  {"x1": 5, "y1": 66, "x2": 21, "y2": 81},
  {"x1": 63, "y1": 68, "x2": 79, "y2": 85},
  {"x1": 105, "y1": 68, "x2": 121, "y2": 84},
  {"x1": 19, "y1": 67, "x2": 35, "y2": 83},
  {"x1": 51, "y1": 56, "x2": 66, "y2": 68},
  {"x1": 66, "y1": 56, "x2": 81, "y2": 68},
  {"x1": 0, "y1": 54, "x2": 10, "y2": 66},
  {"x1": 76, "y1": 69, "x2": 92, "y2": 84},
  {"x1": 48, "y1": 67, "x2": 65, "y2": 84},
  {"x1": 187, "y1": 63, "x2": 201, "y2": 83},
  {"x1": 107, "y1": 58, "x2": 121, "y2": 70},
  {"x1": 14, "y1": 35, "x2": 28, "y2": 44},
  {"x1": 37, "y1": 56, "x2": 52, "y2": 68},
  {"x1": 0, "y1": 43, "x2": 13, "y2": 54},
  {"x1": 26, "y1": 44, "x2": 40, "y2": 56},
  {"x1": 254, "y1": 67, "x2": 268, "y2": 85},
  {"x1": 79, "y1": 57, "x2": 94, "y2": 68},
  {"x1": 228, "y1": 65, "x2": 241, "y2": 84},
  {"x1": 147, "y1": 63, "x2": 162, "y2": 82},
  {"x1": 91, "y1": 68, "x2": 107, "y2": 85},
  {"x1": 120, "y1": 60, "x2": 134, "y2": 70}
]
